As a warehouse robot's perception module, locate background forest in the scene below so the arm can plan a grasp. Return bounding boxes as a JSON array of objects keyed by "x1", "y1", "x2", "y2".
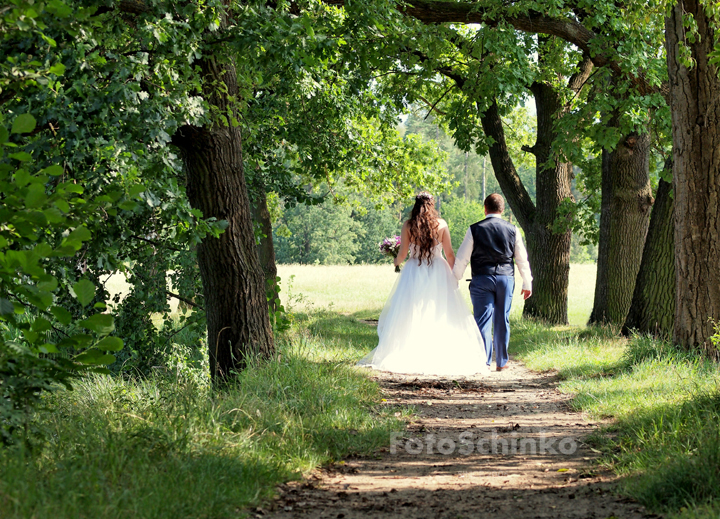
[{"x1": 273, "y1": 111, "x2": 599, "y2": 266}]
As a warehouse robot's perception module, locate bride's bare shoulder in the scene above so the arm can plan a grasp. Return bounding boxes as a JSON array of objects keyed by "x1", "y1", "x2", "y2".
[{"x1": 437, "y1": 218, "x2": 449, "y2": 229}]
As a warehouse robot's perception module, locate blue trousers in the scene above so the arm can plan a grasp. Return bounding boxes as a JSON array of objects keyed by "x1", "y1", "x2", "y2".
[{"x1": 469, "y1": 275, "x2": 515, "y2": 368}]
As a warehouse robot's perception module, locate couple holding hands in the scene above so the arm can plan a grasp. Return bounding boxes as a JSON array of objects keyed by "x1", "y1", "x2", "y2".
[{"x1": 359, "y1": 192, "x2": 532, "y2": 376}]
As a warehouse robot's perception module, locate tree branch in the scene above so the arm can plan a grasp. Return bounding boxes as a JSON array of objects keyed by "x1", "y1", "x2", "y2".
[
  {"x1": 129, "y1": 235, "x2": 187, "y2": 253},
  {"x1": 422, "y1": 84, "x2": 454, "y2": 119},
  {"x1": 567, "y1": 54, "x2": 595, "y2": 94},
  {"x1": 166, "y1": 290, "x2": 204, "y2": 310},
  {"x1": 410, "y1": 48, "x2": 537, "y2": 228},
  {"x1": 415, "y1": 94, "x2": 448, "y2": 116},
  {"x1": 479, "y1": 100, "x2": 536, "y2": 229},
  {"x1": 325, "y1": 0, "x2": 653, "y2": 94}
]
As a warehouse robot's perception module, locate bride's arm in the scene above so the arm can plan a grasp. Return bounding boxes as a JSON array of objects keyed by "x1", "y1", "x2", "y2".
[
  {"x1": 440, "y1": 222, "x2": 455, "y2": 269},
  {"x1": 394, "y1": 222, "x2": 411, "y2": 268}
]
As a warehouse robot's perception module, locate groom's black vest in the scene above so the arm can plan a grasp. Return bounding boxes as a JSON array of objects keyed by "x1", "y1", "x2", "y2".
[{"x1": 470, "y1": 216, "x2": 516, "y2": 277}]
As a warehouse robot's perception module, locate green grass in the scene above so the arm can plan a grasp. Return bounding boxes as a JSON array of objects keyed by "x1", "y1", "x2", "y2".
[
  {"x1": 0, "y1": 314, "x2": 403, "y2": 519},
  {"x1": 278, "y1": 262, "x2": 597, "y2": 326},
  {"x1": 512, "y1": 319, "x2": 720, "y2": 518},
  {"x1": 11, "y1": 264, "x2": 719, "y2": 519}
]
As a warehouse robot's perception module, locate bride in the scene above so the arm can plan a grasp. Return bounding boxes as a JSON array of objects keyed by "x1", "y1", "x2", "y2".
[{"x1": 358, "y1": 192, "x2": 487, "y2": 376}]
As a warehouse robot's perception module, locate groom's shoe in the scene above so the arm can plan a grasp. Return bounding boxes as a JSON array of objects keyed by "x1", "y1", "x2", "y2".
[{"x1": 496, "y1": 363, "x2": 511, "y2": 371}]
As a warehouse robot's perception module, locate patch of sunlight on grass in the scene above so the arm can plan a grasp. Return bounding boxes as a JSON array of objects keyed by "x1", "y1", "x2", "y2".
[
  {"x1": 567, "y1": 263, "x2": 596, "y2": 326},
  {"x1": 564, "y1": 352, "x2": 720, "y2": 420},
  {"x1": 512, "y1": 320, "x2": 625, "y2": 385}
]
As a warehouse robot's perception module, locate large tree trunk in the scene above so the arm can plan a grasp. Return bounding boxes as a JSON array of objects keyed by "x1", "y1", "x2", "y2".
[
  {"x1": 666, "y1": 1, "x2": 720, "y2": 355},
  {"x1": 432, "y1": 46, "x2": 590, "y2": 324},
  {"x1": 174, "y1": 56, "x2": 274, "y2": 381},
  {"x1": 476, "y1": 52, "x2": 591, "y2": 324},
  {"x1": 623, "y1": 174, "x2": 675, "y2": 337},
  {"x1": 480, "y1": 99, "x2": 570, "y2": 324},
  {"x1": 251, "y1": 188, "x2": 280, "y2": 312},
  {"x1": 521, "y1": 81, "x2": 572, "y2": 324},
  {"x1": 589, "y1": 130, "x2": 654, "y2": 325}
]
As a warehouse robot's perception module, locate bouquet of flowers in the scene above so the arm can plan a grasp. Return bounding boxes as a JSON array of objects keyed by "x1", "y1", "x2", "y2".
[{"x1": 379, "y1": 235, "x2": 402, "y2": 272}]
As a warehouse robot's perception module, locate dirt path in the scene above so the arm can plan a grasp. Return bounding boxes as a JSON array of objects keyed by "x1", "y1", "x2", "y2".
[{"x1": 261, "y1": 362, "x2": 659, "y2": 519}]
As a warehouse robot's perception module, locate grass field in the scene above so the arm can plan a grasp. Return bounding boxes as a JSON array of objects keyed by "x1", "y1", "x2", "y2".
[
  {"x1": 278, "y1": 263, "x2": 596, "y2": 326},
  {"x1": 10, "y1": 262, "x2": 720, "y2": 519},
  {"x1": 511, "y1": 322, "x2": 720, "y2": 519},
  {"x1": 0, "y1": 316, "x2": 404, "y2": 519}
]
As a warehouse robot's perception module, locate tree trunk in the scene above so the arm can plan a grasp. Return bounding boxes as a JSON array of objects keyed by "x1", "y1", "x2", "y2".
[
  {"x1": 431, "y1": 46, "x2": 590, "y2": 324},
  {"x1": 173, "y1": 56, "x2": 274, "y2": 381},
  {"x1": 522, "y1": 81, "x2": 573, "y2": 324},
  {"x1": 666, "y1": 1, "x2": 720, "y2": 355},
  {"x1": 623, "y1": 174, "x2": 675, "y2": 337},
  {"x1": 589, "y1": 130, "x2": 654, "y2": 325},
  {"x1": 480, "y1": 99, "x2": 570, "y2": 324},
  {"x1": 251, "y1": 188, "x2": 279, "y2": 312}
]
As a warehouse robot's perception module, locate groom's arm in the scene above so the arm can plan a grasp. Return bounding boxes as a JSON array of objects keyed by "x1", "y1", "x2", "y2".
[
  {"x1": 514, "y1": 231, "x2": 533, "y2": 295},
  {"x1": 452, "y1": 228, "x2": 473, "y2": 281}
]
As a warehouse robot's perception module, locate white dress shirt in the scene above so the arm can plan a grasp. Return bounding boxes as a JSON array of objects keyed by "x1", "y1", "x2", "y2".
[{"x1": 452, "y1": 214, "x2": 533, "y2": 291}]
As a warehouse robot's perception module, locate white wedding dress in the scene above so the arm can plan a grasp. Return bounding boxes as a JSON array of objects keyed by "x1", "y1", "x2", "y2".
[{"x1": 358, "y1": 243, "x2": 487, "y2": 376}]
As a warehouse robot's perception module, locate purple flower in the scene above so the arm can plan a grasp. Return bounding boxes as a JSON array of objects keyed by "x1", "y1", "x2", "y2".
[{"x1": 379, "y1": 235, "x2": 401, "y2": 257}]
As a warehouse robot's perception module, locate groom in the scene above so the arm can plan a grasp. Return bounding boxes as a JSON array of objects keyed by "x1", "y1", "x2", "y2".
[{"x1": 452, "y1": 194, "x2": 532, "y2": 371}]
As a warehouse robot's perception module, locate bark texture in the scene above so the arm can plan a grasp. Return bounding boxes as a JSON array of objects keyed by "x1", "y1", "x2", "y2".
[
  {"x1": 666, "y1": 1, "x2": 720, "y2": 355},
  {"x1": 251, "y1": 188, "x2": 280, "y2": 312},
  {"x1": 623, "y1": 176, "x2": 675, "y2": 337},
  {"x1": 589, "y1": 131, "x2": 654, "y2": 325},
  {"x1": 522, "y1": 81, "x2": 573, "y2": 324},
  {"x1": 174, "y1": 57, "x2": 274, "y2": 380}
]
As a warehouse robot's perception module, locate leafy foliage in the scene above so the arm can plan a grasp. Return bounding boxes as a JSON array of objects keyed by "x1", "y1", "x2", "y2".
[
  {"x1": 439, "y1": 198, "x2": 484, "y2": 250},
  {"x1": 0, "y1": 314, "x2": 403, "y2": 518},
  {"x1": 0, "y1": 36, "x2": 124, "y2": 446},
  {"x1": 275, "y1": 197, "x2": 366, "y2": 265}
]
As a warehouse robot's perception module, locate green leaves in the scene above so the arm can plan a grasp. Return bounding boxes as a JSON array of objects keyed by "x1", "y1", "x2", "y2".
[
  {"x1": 79, "y1": 314, "x2": 115, "y2": 335},
  {"x1": 1, "y1": 0, "x2": 130, "y2": 445},
  {"x1": 50, "y1": 306, "x2": 72, "y2": 325},
  {"x1": 95, "y1": 336, "x2": 124, "y2": 351},
  {"x1": 25, "y1": 183, "x2": 47, "y2": 207},
  {"x1": 74, "y1": 350, "x2": 115, "y2": 365},
  {"x1": 72, "y1": 279, "x2": 96, "y2": 307},
  {"x1": 11, "y1": 114, "x2": 37, "y2": 134},
  {"x1": 66, "y1": 226, "x2": 91, "y2": 243},
  {"x1": 47, "y1": 0, "x2": 72, "y2": 18},
  {"x1": 42, "y1": 165, "x2": 64, "y2": 176},
  {"x1": 49, "y1": 63, "x2": 66, "y2": 76},
  {"x1": 0, "y1": 299, "x2": 14, "y2": 316}
]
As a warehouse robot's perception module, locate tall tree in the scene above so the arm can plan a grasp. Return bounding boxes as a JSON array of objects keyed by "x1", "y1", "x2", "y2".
[
  {"x1": 403, "y1": 34, "x2": 591, "y2": 324},
  {"x1": 172, "y1": 55, "x2": 274, "y2": 379},
  {"x1": 666, "y1": 0, "x2": 720, "y2": 354},
  {"x1": 518, "y1": 52, "x2": 594, "y2": 323},
  {"x1": 336, "y1": 0, "x2": 669, "y2": 323},
  {"x1": 623, "y1": 170, "x2": 675, "y2": 337},
  {"x1": 589, "y1": 129, "x2": 654, "y2": 325}
]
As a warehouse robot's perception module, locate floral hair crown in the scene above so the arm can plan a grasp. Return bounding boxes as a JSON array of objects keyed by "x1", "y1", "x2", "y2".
[{"x1": 416, "y1": 191, "x2": 434, "y2": 202}]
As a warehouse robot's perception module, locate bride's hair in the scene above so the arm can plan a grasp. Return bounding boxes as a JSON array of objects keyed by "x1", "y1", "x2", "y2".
[{"x1": 408, "y1": 191, "x2": 439, "y2": 266}]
